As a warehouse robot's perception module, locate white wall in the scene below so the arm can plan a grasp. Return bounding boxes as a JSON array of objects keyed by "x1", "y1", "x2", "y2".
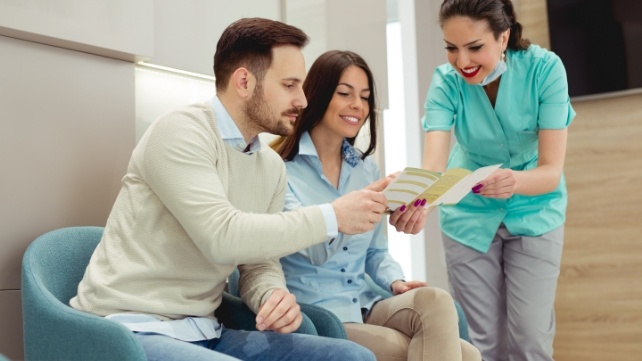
[
  {"x1": 391, "y1": 0, "x2": 451, "y2": 289},
  {"x1": 0, "y1": 34, "x2": 136, "y2": 360},
  {"x1": 286, "y1": 0, "x2": 388, "y2": 108},
  {"x1": 152, "y1": 0, "x2": 281, "y2": 75},
  {"x1": 0, "y1": 0, "x2": 154, "y2": 61}
]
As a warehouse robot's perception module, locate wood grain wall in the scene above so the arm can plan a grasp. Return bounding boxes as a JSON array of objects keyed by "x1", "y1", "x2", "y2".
[
  {"x1": 559, "y1": 93, "x2": 642, "y2": 361},
  {"x1": 519, "y1": 1, "x2": 642, "y2": 360}
]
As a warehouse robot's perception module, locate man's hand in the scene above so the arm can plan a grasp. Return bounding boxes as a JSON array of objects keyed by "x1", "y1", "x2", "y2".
[
  {"x1": 365, "y1": 172, "x2": 400, "y2": 192},
  {"x1": 331, "y1": 190, "x2": 387, "y2": 234},
  {"x1": 255, "y1": 289, "x2": 302, "y2": 334},
  {"x1": 391, "y1": 280, "x2": 428, "y2": 295}
]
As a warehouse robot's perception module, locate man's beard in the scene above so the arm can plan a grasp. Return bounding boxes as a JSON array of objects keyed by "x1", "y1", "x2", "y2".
[{"x1": 244, "y1": 83, "x2": 299, "y2": 137}]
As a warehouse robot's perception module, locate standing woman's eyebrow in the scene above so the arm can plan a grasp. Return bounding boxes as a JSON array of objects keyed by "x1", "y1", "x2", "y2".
[{"x1": 444, "y1": 39, "x2": 484, "y2": 47}]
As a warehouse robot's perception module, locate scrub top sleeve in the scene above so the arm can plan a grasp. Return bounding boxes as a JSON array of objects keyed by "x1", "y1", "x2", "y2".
[
  {"x1": 538, "y1": 55, "x2": 576, "y2": 129},
  {"x1": 422, "y1": 67, "x2": 458, "y2": 132}
]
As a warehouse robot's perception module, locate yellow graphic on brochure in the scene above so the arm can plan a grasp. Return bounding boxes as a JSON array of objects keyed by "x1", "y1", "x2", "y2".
[{"x1": 383, "y1": 164, "x2": 501, "y2": 212}]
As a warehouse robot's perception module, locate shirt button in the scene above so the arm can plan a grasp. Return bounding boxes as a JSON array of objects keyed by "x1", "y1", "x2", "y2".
[
  {"x1": 347, "y1": 280, "x2": 353, "y2": 284},
  {"x1": 341, "y1": 268, "x2": 346, "y2": 272},
  {"x1": 343, "y1": 246, "x2": 348, "y2": 251},
  {"x1": 352, "y1": 298, "x2": 358, "y2": 303}
]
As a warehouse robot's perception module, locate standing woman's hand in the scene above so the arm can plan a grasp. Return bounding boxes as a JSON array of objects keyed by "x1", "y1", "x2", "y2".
[
  {"x1": 472, "y1": 168, "x2": 517, "y2": 198},
  {"x1": 388, "y1": 200, "x2": 432, "y2": 235}
]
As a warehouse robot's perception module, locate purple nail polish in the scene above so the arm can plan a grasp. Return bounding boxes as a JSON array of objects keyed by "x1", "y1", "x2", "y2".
[
  {"x1": 413, "y1": 199, "x2": 421, "y2": 207},
  {"x1": 472, "y1": 189, "x2": 480, "y2": 194},
  {"x1": 420, "y1": 199, "x2": 427, "y2": 206},
  {"x1": 399, "y1": 205, "x2": 406, "y2": 212},
  {"x1": 472, "y1": 184, "x2": 483, "y2": 192}
]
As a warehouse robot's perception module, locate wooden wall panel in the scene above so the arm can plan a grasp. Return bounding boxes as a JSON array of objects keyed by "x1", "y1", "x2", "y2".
[
  {"x1": 556, "y1": 94, "x2": 642, "y2": 361},
  {"x1": 519, "y1": 1, "x2": 642, "y2": 359}
]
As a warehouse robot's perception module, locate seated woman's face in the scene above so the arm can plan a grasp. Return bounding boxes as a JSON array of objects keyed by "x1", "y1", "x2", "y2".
[
  {"x1": 317, "y1": 65, "x2": 371, "y2": 140},
  {"x1": 442, "y1": 16, "x2": 508, "y2": 85}
]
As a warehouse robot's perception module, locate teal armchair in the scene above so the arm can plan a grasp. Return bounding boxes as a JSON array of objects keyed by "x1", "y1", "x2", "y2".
[{"x1": 21, "y1": 226, "x2": 321, "y2": 361}]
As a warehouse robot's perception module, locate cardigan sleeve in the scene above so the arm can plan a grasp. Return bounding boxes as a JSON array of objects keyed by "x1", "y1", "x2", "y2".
[
  {"x1": 238, "y1": 162, "x2": 290, "y2": 313},
  {"x1": 138, "y1": 107, "x2": 328, "y2": 266}
]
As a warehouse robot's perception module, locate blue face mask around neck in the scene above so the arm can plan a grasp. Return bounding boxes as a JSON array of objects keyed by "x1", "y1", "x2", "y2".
[{"x1": 478, "y1": 57, "x2": 507, "y2": 87}]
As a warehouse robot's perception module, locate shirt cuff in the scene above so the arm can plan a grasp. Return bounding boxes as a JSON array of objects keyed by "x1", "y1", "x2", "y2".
[{"x1": 318, "y1": 203, "x2": 338, "y2": 242}]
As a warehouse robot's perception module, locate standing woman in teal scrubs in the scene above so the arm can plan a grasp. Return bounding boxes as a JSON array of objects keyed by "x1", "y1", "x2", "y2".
[{"x1": 422, "y1": 0, "x2": 575, "y2": 360}]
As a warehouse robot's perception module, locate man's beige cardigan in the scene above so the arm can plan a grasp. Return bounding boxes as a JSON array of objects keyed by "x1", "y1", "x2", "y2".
[{"x1": 71, "y1": 103, "x2": 327, "y2": 320}]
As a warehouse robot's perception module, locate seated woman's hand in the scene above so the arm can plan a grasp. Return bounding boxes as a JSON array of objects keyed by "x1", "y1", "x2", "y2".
[{"x1": 391, "y1": 280, "x2": 428, "y2": 295}]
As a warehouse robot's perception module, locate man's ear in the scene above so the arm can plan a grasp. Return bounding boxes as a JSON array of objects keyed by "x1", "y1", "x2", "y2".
[{"x1": 230, "y1": 67, "x2": 256, "y2": 99}]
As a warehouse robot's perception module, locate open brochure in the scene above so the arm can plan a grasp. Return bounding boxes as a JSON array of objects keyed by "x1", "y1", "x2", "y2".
[{"x1": 383, "y1": 164, "x2": 502, "y2": 212}]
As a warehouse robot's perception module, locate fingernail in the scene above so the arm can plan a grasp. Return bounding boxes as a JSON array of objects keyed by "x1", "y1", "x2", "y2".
[
  {"x1": 472, "y1": 184, "x2": 483, "y2": 192},
  {"x1": 399, "y1": 205, "x2": 406, "y2": 212},
  {"x1": 472, "y1": 189, "x2": 480, "y2": 194},
  {"x1": 420, "y1": 199, "x2": 427, "y2": 206},
  {"x1": 413, "y1": 199, "x2": 421, "y2": 207}
]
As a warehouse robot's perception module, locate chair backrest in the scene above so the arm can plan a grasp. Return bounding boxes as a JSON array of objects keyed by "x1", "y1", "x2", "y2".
[
  {"x1": 23, "y1": 226, "x2": 103, "y2": 306},
  {"x1": 227, "y1": 267, "x2": 241, "y2": 296}
]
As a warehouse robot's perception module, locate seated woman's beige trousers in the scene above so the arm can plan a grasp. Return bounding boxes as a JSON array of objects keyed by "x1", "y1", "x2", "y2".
[{"x1": 343, "y1": 287, "x2": 480, "y2": 361}]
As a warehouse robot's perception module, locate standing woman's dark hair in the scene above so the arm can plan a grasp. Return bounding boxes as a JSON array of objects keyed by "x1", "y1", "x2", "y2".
[
  {"x1": 273, "y1": 50, "x2": 378, "y2": 161},
  {"x1": 439, "y1": 0, "x2": 530, "y2": 50}
]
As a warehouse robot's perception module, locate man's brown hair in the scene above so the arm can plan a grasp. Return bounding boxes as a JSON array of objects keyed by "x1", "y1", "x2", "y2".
[{"x1": 213, "y1": 17, "x2": 309, "y2": 92}]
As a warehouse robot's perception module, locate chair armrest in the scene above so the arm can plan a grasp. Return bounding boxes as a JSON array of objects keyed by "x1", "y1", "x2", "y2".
[
  {"x1": 299, "y1": 303, "x2": 347, "y2": 339},
  {"x1": 216, "y1": 292, "x2": 261, "y2": 331},
  {"x1": 22, "y1": 262, "x2": 147, "y2": 361},
  {"x1": 216, "y1": 292, "x2": 319, "y2": 335},
  {"x1": 454, "y1": 300, "x2": 470, "y2": 341},
  {"x1": 22, "y1": 299, "x2": 146, "y2": 361},
  {"x1": 365, "y1": 274, "x2": 393, "y2": 299}
]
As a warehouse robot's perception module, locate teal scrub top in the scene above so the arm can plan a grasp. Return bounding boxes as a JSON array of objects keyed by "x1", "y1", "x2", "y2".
[{"x1": 421, "y1": 45, "x2": 576, "y2": 253}]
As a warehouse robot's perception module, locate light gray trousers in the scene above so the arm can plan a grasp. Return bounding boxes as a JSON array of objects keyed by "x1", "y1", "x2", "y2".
[{"x1": 443, "y1": 224, "x2": 564, "y2": 361}]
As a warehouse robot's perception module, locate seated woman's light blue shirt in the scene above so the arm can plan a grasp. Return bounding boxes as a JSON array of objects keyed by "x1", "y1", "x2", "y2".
[
  {"x1": 281, "y1": 132, "x2": 405, "y2": 323},
  {"x1": 422, "y1": 44, "x2": 576, "y2": 253}
]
